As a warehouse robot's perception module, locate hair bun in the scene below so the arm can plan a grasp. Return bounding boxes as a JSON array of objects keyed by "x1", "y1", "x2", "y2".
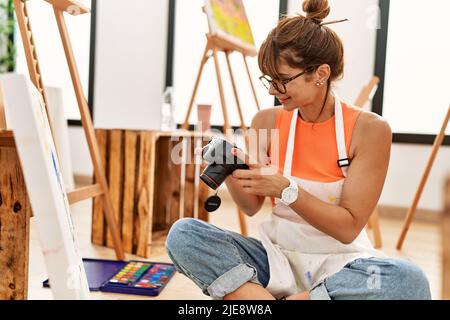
[{"x1": 302, "y1": 0, "x2": 331, "y2": 24}]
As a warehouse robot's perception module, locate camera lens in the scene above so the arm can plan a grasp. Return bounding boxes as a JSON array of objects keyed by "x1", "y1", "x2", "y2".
[
  {"x1": 199, "y1": 137, "x2": 249, "y2": 190},
  {"x1": 200, "y1": 163, "x2": 229, "y2": 190}
]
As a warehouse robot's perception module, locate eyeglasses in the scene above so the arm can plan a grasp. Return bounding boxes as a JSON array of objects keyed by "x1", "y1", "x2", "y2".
[{"x1": 259, "y1": 68, "x2": 312, "y2": 94}]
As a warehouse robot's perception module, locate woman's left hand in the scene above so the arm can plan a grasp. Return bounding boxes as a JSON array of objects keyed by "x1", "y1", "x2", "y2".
[{"x1": 231, "y1": 148, "x2": 290, "y2": 198}]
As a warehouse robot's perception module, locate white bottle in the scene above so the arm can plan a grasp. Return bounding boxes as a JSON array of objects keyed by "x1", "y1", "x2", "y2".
[{"x1": 161, "y1": 87, "x2": 176, "y2": 132}]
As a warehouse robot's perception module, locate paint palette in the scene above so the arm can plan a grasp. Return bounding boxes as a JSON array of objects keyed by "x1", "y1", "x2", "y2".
[
  {"x1": 103, "y1": 261, "x2": 176, "y2": 296},
  {"x1": 43, "y1": 259, "x2": 176, "y2": 297},
  {"x1": 108, "y1": 261, "x2": 152, "y2": 285}
]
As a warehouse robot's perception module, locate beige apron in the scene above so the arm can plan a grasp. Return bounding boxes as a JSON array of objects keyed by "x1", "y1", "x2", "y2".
[{"x1": 258, "y1": 93, "x2": 386, "y2": 298}]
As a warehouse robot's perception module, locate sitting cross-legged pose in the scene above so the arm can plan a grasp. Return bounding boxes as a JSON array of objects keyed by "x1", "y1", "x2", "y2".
[{"x1": 166, "y1": 0, "x2": 431, "y2": 300}]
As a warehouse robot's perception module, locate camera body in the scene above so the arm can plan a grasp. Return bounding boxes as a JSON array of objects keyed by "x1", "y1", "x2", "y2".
[{"x1": 200, "y1": 137, "x2": 249, "y2": 190}]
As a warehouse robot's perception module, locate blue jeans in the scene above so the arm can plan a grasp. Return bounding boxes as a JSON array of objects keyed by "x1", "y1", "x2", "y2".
[{"x1": 165, "y1": 218, "x2": 432, "y2": 300}]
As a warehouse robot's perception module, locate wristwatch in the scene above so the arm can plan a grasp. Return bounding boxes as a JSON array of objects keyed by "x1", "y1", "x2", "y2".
[{"x1": 280, "y1": 177, "x2": 299, "y2": 206}]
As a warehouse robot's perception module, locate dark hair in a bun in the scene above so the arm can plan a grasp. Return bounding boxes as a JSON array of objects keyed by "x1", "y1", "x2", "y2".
[
  {"x1": 302, "y1": 0, "x2": 331, "y2": 24},
  {"x1": 258, "y1": 0, "x2": 344, "y2": 84},
  {"x1": 258, "y1": 0, "x2": 346, "y2": 122}
]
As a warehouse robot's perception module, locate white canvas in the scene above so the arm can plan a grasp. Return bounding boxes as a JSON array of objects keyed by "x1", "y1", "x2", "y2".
[
  {"x1": 45, "y1": 86, "x2": 76, "y2": 191},
  {"x1": 0, "y1": 74, "x2": 90, "y2": 300}
]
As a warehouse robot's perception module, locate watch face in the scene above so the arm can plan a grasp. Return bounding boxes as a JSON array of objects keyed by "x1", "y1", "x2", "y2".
[{"x1": 283, "y1": 187, "x2": 298, "y2": 204}]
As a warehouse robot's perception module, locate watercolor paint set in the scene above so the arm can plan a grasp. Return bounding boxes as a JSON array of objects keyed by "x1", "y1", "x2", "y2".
[{"x1": 43, "y1": 259, "x2": 176, "y2": 297}]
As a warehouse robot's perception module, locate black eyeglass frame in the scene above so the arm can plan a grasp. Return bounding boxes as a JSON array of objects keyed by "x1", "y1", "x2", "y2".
[{"x1": 259, "y1": 67, "x2": 315, "y2": 94}]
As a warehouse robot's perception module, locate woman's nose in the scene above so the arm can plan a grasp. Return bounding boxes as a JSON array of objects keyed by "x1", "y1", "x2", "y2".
[{"x1": 268, "y1": 84, "x2": 277, "y2": 96}]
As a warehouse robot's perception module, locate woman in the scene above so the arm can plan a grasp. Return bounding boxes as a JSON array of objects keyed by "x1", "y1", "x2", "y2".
[{"x1": 166, "y1": 0, "x2": 431, "y2": 300}]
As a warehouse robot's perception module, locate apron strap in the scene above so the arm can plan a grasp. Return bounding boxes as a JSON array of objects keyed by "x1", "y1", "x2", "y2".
[
  {"x1": 283, "y1": 108, "x2": 299, "y2": 177},
  {"x1": 283, "y1": 93, "x2": 350, "y2": 178},
  {"x1": 334, "y1": 92, "x2": 350, "y2": 177}
]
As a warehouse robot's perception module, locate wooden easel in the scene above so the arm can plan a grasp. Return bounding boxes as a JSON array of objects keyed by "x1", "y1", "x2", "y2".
[
  {"x1": 181, "y1": 7, "x2": 260, "y2": 132},
  {"x1": 353, "y1": 76, "x2": 383, "y2": 248},
  {"x1": 13, "y1": 0, "x2": 124, "y2": 260},
  {"x1": 443, "y1": 176, "x2": 450, "y2": 300},
  {"x1": 354, "y1": 76, "x2": 380, "y2": 109},
  {"x1": 181, "y1": 37, "x2": 260, "y2": 132},
  {"x1": 397, "y1": 105, "x2": 450, "y2": 250},
  {"x1": 0, "y1": 85, "x2": 6, "y2": 129},
  {"x1": 181, "y1": 6, "x2": 260, "y2": 236}
]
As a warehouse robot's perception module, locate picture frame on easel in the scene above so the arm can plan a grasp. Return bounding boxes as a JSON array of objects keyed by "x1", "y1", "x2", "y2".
[{"x1": 204, "y1": 0, "x2": 257, "y2": 57}]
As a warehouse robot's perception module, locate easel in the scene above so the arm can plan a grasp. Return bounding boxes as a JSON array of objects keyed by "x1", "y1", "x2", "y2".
[
  {"x1": 181, "y1": 6, "x2": 261, "y2": 236},
  {"x1": 0, "y1": 85, "x2": 6, "y2": 129},
  {"x1": 443, "y1": 176, "x2": 450, "y2": 300},
  {"x1": 397, "y1": 105, "x2": 450, "y2": 250},
  {"x1": 13, "y1": 0, "x2": 124, "y2": 259},
  {"x1": 354, "y1": 76, "x2": 380, "y2": 109},
  {"x1": 353, "y1": 76, "x2": 383, "y2": 248},
  {"x1": 181, "y1": 9, "x2": 260, "y2": 132}
]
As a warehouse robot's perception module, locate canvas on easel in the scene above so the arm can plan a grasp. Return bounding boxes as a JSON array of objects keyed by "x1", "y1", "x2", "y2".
[
  {"x1": 182, "y1": 0, "x2": 260, "y2": 133},
  {"x1": 204, "y1": 0, "x2": 257, "y2": 56},
  {"x1": 0, "y1": 74, "x2": 90, "y2": 299}
]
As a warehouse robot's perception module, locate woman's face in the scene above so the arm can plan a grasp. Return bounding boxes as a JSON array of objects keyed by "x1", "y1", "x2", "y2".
[{"x1": 267, "y1": 62, "x2": 329, "y2": 111}]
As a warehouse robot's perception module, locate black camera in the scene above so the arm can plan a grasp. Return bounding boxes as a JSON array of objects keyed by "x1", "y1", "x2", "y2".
[{"x1": 200, "y1": 137, "x2": 249, "y2": 190}]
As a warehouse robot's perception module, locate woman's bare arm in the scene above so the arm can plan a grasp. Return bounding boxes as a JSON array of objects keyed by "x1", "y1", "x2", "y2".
[
  {"x1": 288, "y1": 113, "x2": 392, "y2": 244},
  {"x1": 225, "y1": 108, "x2": 279, "y2": 216}
]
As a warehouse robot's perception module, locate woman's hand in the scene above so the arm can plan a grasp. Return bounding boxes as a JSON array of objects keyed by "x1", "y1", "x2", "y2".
[
  {"x1": 230, "y1": 148, "x2": 290, "y2": 199},
  {"x1": 195, "y1": 145, "x2": 270, "y2": 216}
]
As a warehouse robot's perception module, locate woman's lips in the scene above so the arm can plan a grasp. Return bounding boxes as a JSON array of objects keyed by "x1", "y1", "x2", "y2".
[{"x1": 278, "y1": 97, "x2": 291, "y2": 104}]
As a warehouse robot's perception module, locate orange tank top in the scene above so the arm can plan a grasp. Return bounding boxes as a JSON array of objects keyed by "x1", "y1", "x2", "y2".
[{"x1": 269, "y1": 101, "x2": 361, "y2": 183}]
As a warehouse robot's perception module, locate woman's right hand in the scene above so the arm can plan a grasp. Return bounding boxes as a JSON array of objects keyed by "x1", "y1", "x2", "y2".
[
  {"x1": 195, "y1": 146, "x2": 238, "y2": 183},
  {"x1": 195, "y1": 147, "x2": 264, "y2": 216}
]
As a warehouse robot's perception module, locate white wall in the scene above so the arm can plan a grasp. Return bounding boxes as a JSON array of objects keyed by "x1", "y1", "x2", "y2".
[
  {"x1": 69, "y1": 126, "x2": 93, "y2": 176},
  {"x1": 288, "y1": 0, "x2": 450, "y2": 211},
  {"x1": 383, "y1": 0, "x2": 450, "y2": 135},
  {"x1": 68, "y1": 0, "x2": 170, "y2": 176},
  {"x1": 15, "y1": 0, "x2": 91, "y2": 120},
  {"x1": 92, "y1": 0, "x2": 168, "y2": 130},
  {"x1": 383, "y1": 144, "x2": 450, "y2": 211}
]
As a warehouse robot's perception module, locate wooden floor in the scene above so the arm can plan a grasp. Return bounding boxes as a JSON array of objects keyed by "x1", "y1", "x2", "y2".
[{"x1": 27, "y1": 196, "x2": 442, "y2": 300}]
